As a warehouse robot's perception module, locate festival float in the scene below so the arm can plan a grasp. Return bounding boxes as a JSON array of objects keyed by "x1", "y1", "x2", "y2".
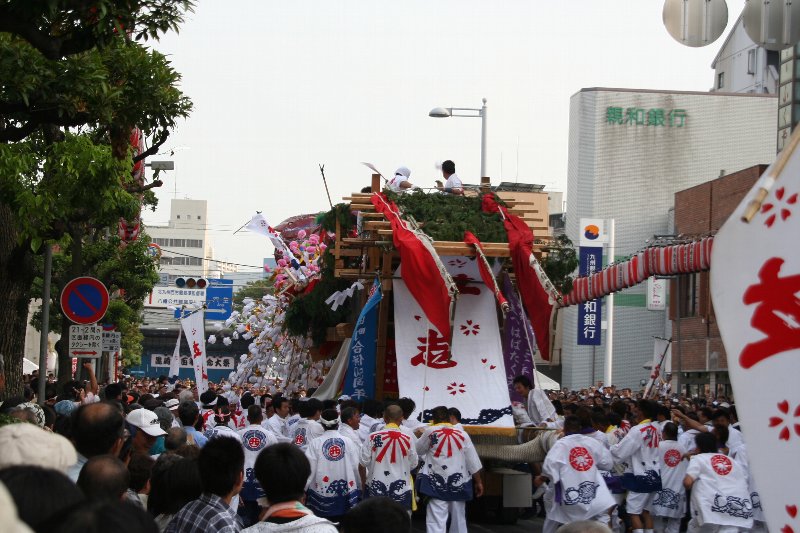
[{"x1": 211, "y1": 171, "x2": 717, "y2": 520}]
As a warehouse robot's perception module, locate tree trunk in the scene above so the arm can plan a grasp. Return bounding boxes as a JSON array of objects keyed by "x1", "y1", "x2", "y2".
[{"x1": 0, "y1": 203, "x2": 35, "y2": 401}]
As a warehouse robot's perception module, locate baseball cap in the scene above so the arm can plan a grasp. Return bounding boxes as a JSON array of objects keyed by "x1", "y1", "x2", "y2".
[
  {"x1": 165, "y1": 398, "x2": 180, "y2": 409},
  {"x1": 126, "y1": 409, "x2": 167, "y2": 437},
  {"x1": 338, "y1": 395, "x2": 351, "y2": 402}
]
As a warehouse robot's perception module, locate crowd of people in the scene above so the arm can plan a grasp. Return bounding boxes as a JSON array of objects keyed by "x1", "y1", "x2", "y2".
[{"x1": 0, "y1": 364, "x2": 759, "y2": 533}]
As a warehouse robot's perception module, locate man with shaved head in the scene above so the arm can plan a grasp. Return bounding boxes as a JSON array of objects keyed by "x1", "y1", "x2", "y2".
[
  {"x1": 77, "y1": 454, "x2": 130, "y2": 501},
  {"x1": 67, "y1": 402, "x2": 126, "y2": 482},
  {"x1": 359, "y1": 404, "x2": 419, "y2": 512}
]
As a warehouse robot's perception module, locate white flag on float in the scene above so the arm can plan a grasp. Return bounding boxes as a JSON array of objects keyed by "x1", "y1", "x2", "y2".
[
  {"x1": 393, "y1": 257, "x2": 513, "y2": 427},
  {"x1": 711, "y1": 128, "x2": 800, "y2": 533},
  {"x1": 180, "y1": 309, "x2": 209, "y2": 395}
]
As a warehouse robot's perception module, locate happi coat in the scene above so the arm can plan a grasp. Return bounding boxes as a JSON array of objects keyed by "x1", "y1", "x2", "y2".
[
  {"x1": 360, "y1": 423, "x2": 418, "y2": 509},
  {"x1": 651, "y1": 440, "x2": 688, "y2": 518},
  {"x1": 305, "y1": 430, "x2": 362, "y2": 518},
  {"x1": 291, "y1": 418, "x2": 325, "y2": 451},
  {"x1": 239, "y1": 424, "x2": 278, "y2": 501},
  {"x1": 542, "y1": 433, "x2": 616, "y2": 524},
  {"x1": 415, "y1": 423, "x2": 482, "y2": 501},
  {"x1": 610, "y1": 419, "x2": 662, "y2": 491},
  {"x1": 686, "y1": 452, "x2": 754, "y2": 529}
]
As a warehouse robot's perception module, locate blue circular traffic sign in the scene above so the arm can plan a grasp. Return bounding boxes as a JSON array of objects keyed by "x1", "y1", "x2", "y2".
[{"x1": 60, "y1": 277, "x2": 110, "y2": 325}]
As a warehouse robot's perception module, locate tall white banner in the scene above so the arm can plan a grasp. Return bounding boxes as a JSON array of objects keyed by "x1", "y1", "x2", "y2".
[
  {"x1": 168, "y1": 327, "x2": 182, "y2": 381},
  {"x1": 711, "y1": 130, "x2": 800, "y2": 533},
  {"x1": 394, "y1": 256, "x2": 513, "y2": 427},
  {"x1": 180, "y1": 309, "x2": 208, "y2": 394}
]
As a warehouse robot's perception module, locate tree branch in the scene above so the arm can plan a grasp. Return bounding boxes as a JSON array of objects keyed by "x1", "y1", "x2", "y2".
[
  {"x1": 0, "y1": 121, "x2": 39, "y2": 143},
  {"x1": 0, "y1": 5, "x2": 102, "y2": 60},
  {"x1": 132, "y1": 129, "x2": 169, "y2": 163},
  {"x1": 125, "y1": 179, "x2": 163, "y2": 194}
]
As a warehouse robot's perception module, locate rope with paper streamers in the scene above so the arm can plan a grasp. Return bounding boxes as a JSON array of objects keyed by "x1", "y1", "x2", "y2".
[
  {"x1": 561, "y1": 236, "x2": 714, "y2": 307},
  {"x1": 325, "y1": 280, "x2": 365, "y2": 311}
]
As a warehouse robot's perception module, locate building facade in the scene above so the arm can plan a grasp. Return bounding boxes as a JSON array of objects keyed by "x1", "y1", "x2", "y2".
[
  {"x1": 561, "y1": 87, "x2": 776, "y2": 389},
  {"x1": 711, "y1": 15, "x2": 780, "y2": 95},
  {"x1": 669, "y1": 165, "x2": 767, "y2": 398}
]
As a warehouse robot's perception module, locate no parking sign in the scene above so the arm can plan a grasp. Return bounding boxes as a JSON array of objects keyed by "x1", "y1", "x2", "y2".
[{"x1": 60, "y1": 277, "x2": 109, "y2": 325}]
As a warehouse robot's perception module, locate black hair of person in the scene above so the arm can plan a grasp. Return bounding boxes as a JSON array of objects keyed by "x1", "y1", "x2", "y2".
[
  {"x1": 441, "y1": 160, "x2": 455, "y2": 174},
  {"x1": 147, "y1": 455, "x2": 203, "y2": 516},
  {"x1": 299, "y1": 398, "x2": 323, "y2": 419},
  {"x1": 563, "y1": 415, "x2": 581, "y2": 434},
  {"x1": 198, "y1": 436, "x2": 244, "y2": 497},
  {"x1": 39, "y1": 499, "x2": 159, "y2": 533},
  {"x1": 77, "y1": 455, "x2": 130, "y2": 501},
  {"x1": 695, "y1": 431, "x2": 719, "y2": 454},
  {"x1": 72, "y1": 402, "x2": 125, "y2": 458},
  {"x1": 339, "y1": 497, "x2": 411, "y2": 533},
  {"x1": 0, "y1": 465, "x2": 85, "y2": 532},
  {"x1": 254, "y1": 443, "x2": 312, "y2": 504},
  {"x1": 430, "y1": 405, "x2": 449, "y2": 423},
  {"x1": 512, "y1": 375, "x2": 533, "y2": 389},
  {"x1": 177, "y1": 401, "x2": 199, "y2": 426}
]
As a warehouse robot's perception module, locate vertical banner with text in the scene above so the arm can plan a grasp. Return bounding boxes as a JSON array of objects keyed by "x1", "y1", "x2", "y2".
[
  {"x1": 578, "y1": 246, "x2": 603, "y2": 345},
  {"x1": 180, "y1": 309, "x2": 208, "y2": 394},
  {"x1": 342, "y1": 278, "x2": 382, "y2": 400}
]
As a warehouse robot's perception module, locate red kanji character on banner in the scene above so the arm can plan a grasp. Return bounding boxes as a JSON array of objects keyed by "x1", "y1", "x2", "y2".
[
  {"x1": 192, "y1": 341, "x2": 203, "y2": 358},
  {"x1": 411, "y1": 329, "x2": 457, "y2": 369},
  {"x1": 453, "y1": 274, "x2": 481, "y2": 296},
  {"x1": 740, "y1": 257, "x2": 800, "y2": 369}
]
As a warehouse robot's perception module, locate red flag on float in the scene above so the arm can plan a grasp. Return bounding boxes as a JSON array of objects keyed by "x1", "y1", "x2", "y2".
[
  {"x1": 371, "y1": 193, "x2": 456, "y2": 338},
  {"x1": 710, "y1": 128, "x2": 800, "y2": 533},
  {"x1": 481, "y1": 194, "x2": 560, "y2": 359},
  {"x1": 463, "y1": 231, "x2": 509, "y2": 312}
]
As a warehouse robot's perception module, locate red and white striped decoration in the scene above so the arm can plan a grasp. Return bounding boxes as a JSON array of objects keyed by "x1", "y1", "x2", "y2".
[{"x1": 562, "y1": 236, "x2": 714, "y2": 307}]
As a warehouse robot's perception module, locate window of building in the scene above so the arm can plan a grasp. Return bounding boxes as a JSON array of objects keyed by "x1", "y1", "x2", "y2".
[
  {"x1": 197, "y1": 216, "x2": 201, "y2": 220},
  {"x1": 747, "y1": 49, "x2": 756, "y2": 75},
  {"x1": 717, "y1": 72, "x2": 724, "y2": 90},
  {"x1": 176, "y1": 215, "x2": 180, "y2": 219}
]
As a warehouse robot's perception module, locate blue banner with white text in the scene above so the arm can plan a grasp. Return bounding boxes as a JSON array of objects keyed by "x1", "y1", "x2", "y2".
[
  {"x1": 342, "y1": 278, "x2": 382, "y2": 400},
  {"x1": 578, "y1": 247, "x2": 603, "y2": 345}
]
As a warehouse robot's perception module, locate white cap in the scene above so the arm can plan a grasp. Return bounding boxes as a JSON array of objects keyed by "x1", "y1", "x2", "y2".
[
  {"x1": 394, "y1": 166, "x2": 411, "y2": 178},
  {"x1": 165, "y1": 399, "x2": 180, "y2": 410},
  {"x1": 338, "y1": 394, "x2": 351, "y2": 402},
  {"x1": 126, "y1": 409, "x2": 167, "y2": 436}
]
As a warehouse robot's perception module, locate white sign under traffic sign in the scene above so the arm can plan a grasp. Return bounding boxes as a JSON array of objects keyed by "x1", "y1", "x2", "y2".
[
  {"x1": 69, "y1": 325, "x2": 102, "y2": 358},
  {"x1": 102, "y1": 331, "x2": 121, "y2": 351}
]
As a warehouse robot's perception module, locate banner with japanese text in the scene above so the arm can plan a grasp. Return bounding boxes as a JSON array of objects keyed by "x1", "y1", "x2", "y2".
[
  {"x1": 180, "y1": 309, "x2": 209, "y2": 394},
  {"x1": 710, "y1": 129, "x2": 800, "y2": 533},
  {"x1": 502, "y1": 275, "x2": 535, "y2": 403},
  {"x1": 342, "y1": 278, "x2": 382, "y2": 400},
  {"x1": 578, "y1": 246, "x2": 603, "y2": 345},
  {"x1": 394, "y1": 257, "x2": 513, "y2": 427}
]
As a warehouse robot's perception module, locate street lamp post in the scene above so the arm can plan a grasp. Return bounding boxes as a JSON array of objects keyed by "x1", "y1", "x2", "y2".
[{"x1": 429, "y1": 98, "x2": 488, "y2": 179}]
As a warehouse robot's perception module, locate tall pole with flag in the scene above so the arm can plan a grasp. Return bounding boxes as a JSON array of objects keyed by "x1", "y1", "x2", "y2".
[
  {"x1": 342, "y1": 278, "x2": 382, "y2": 401},
  {"x1": 710, "y1": 127, "x2": 800, "y2": 533}
]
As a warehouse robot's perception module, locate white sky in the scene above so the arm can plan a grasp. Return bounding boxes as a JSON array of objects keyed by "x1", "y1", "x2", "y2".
[{"x1": 142, "y1": 0, "x2": 745, "y2": 271}]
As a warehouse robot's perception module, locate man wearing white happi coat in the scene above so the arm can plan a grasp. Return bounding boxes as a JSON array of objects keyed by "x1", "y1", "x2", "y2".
[
  {"x1": 540, "y1": 415, "x2": 615, "y2": 527},
  {"x1": 264, "y1": 396, "x2": 292, "y2": 442},
  {"x1": 290, "y1": 398, "x2": 325, "y2": 451},
  {"x1": 513, "y1": 375, "x2": 557, "y2": 425},
  {"x1": 339, "y1": 406, "x2": 363, "y2": 450},
  {"x1": 684, "y1": 432, "x2": 753, "y2": 533},
  {"x1": 651, "y1": 423, "x2": 688, "y2": 533},
  {"x1": 360, "y1": 405, "x2": 418, "y2": 511},
  {"x1": 305, "y1": 410, "x2": 362, "y2": 520},
  {"x1": 415, "y1": 405, "x2": 483, "y2": 533},
  {"x1": 238, "y1": 405, "x2": 278, "y2": 527},
  {"x1": 610, "y1": 399, "x2": 663, "y2": 533}
]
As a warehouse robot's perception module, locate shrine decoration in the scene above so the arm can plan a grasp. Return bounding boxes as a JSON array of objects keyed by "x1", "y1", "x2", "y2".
[
  {"x1": 562, "y1": 236, "x2": 715, "y2": 307},
  {"x1": 394, "y1": 255, "x2": 514, "y2": 427},
  {"x1": 463, "y1": 231, "x2": 509, "y2": 314},
  {"x1": 371, "y1": 192, "x2": 458, "y2": 339},
  {"x1": 481, "y1": 194, "x2": 561, "y2": 360}
]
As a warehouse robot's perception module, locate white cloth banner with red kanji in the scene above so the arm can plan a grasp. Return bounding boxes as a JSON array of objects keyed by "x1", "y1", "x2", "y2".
[
  {"x1": 711, "y1": 128, "x2": 800, "y2": 533},
  {"x1": 394, "y1": 256, "x2": 513, "y2": 427},
  {"x1": 180, "y1": 309, "x2": 209, "y2": 395}
]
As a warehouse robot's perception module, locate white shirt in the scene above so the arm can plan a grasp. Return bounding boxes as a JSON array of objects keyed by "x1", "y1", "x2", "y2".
[
  {"x1": 239, "y1": 424, "x2": 278, "y2": 501},
  {"x1": 444, "y1": 173, "x2": 462, "y2": 193},
  {"x1": 339, "y1": 423, "x2": 362, "y2": 449},
  {"x1": 526, "y1": 389, "x2": 557, "y2": 425},
  {"x1": 264, "y1": 414, "x2": 290, "y2": 439},
  {"x1": 388, "y1": 174, "x2": 411, "y2": 192},
  {"x1": 610, "y1": 420, "x2": 661, "y2": 480},
  {"x1": 290, "y1": 418, "x2": 325, "y2": 451},
  {"x1": 415, "y1": 424, "x2": 482, "y2": 501},
  {"x1": 305, "y1": 430, "x2": 362, "y2": 517}
]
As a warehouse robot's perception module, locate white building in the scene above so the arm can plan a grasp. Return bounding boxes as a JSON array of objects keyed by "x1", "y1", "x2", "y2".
[
  {"x1": 145, "y1": 199, "x2": 237, "y2": 282},
  {"x1": 711, "y1": 15, "x2": 780, "y2": 94},
  {"x1": 561, "y1": 87, "x2": 776, "y2": 389}
]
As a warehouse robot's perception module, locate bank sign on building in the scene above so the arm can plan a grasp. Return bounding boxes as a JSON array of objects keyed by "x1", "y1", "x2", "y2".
[{"x1": 561, "y1": 88, "x2": 776, "y2": 390}]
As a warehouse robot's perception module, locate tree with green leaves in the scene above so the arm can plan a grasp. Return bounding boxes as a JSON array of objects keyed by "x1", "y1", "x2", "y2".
[
  {"x1": 0, "y1": 1, "x2": 193, "y2": 398},
  {"x1": 234, "y1": 278, "x2": 274, "y2": 306}
]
